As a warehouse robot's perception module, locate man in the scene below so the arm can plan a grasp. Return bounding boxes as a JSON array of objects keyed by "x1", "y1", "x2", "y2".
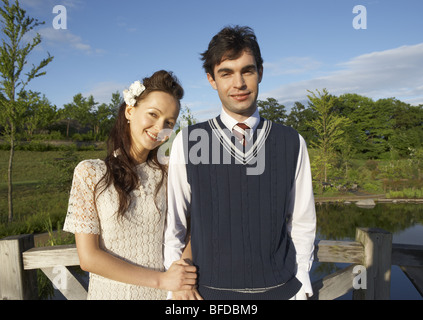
[{"x1": 164, "y1": 25, "x2": 316, "y2": 300}]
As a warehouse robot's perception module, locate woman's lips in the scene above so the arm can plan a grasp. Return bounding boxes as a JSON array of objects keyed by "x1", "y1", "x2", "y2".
[{"x1": 146, "y1": 131, "x2": 159, "y2": 141}]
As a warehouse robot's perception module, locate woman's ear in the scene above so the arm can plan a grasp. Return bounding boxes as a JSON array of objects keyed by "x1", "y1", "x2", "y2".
[{"x1": 125, "y1": 105, "x2": 133, "y2": 122}]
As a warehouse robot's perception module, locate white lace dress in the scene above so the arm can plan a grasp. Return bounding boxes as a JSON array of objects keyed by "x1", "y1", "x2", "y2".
[{"x1": 63, "y1": 159, "x2": 167, "y2": 300}]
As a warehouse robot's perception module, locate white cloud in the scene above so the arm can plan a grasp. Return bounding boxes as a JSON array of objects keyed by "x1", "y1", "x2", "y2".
[
  {"x1": 260, "y1": 43, "x2": 423, "y2": 107},
  {"x1": 38, "y1": 27, "x2": 103, "y2": 54},
  {"x1": 19, "y1": 1, "x2": 100, "y2": 54},
  {"x1": 264, "y1": 57, "x2": 322, "y2": 76},
  {"x1": 20, "y1": 0, "x2": 83, "y2": 10}
]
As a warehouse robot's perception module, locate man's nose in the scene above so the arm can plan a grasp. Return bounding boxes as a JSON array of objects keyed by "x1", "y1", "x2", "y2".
[{"x1": 233, "y1": 73, "x2": 246, "y2": 89}]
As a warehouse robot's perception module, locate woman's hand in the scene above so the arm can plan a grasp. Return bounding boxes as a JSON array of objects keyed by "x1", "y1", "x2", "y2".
[
  {"x1": 159, "y1": 259, "x2": 197, "y2": 292},
  {"x1": 172, "y1": 288, "x2": 203, "y2": 300}
]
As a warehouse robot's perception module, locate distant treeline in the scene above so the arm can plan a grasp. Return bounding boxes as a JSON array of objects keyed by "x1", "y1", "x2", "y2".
[
  {"x1": 1, "y1": 89, "x2": 423, "y2": 161},
  {"x1": 258, "y1": 91, "x2": 423, "y2": 160},
  {"x1": 257, "y1": 89, "x2": 423, "y2": 193}
]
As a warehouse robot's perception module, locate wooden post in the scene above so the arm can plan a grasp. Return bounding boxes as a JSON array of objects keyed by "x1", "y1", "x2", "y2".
[
  {"x1": 353, "y1": 228, "x2": 392, "y2": 300},
  {"x1": 0, "y1": 234, "x2": 38, "y2": 300}
]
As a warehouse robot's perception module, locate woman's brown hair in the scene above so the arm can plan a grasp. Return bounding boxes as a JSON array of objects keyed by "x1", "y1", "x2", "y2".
[{"x1": 95, "y1": 70, "x2": 184, "y2": 218}]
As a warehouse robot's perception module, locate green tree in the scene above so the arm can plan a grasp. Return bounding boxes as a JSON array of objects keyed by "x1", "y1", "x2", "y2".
[
  {"x1": 108, "y1": 91, "x2": 121, "y2": 120},
  {"x1": 337, "y1": 94, "x2": 395, "y2": 159},
  {"x1": 307, "y1": 89, "x2": 351, "y2": 184},
  {"x1": 58, "y1": 99, "x2": 77, "y2": 138},
  {"x1": 0, "y1": 0, "x2": 53, "y2": 222},
  {"x1": 285, "y1": 101, "x2": 317, "y2": 145},
  {"x1": 62, "y1": 93, "x2": 98, "y2": 138},
  {"x1": 367, "y1": 98, "x2": 395, "y2": 158},
  {"x1": 257, "y1": 97, "x2": 286, "y2": 124},
  {"x1": 19, "y1": 90, "x2": 57, "y2": 138},
  {"x1": 390, "y1": 100, "x2": 423, "y2": 157},
  {"x1": 94, "y1": 101, "x2": 116, "y2": 140},
  {"x1": 99, "y1": 91, "x2": 121, "y2": 139},
  {"x1": 176, "y1": 105, "x2": 197, "y2": 133},
  {"x1": 336, "y1": 93, "x2": 374, "y2": 158}
]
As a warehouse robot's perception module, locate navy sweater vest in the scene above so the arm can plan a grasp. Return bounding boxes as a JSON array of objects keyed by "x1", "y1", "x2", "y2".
[{"x1": 184, "y1": 116, "x2": 300, "y2": 298}]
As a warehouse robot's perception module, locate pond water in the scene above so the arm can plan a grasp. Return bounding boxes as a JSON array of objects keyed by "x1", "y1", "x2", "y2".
[
  {"x1": 51, "y1": 202, "x2": 422, "y2": 300},
  {"x1": 312, "y1": 202, "x2": 423, "y2": 300}
]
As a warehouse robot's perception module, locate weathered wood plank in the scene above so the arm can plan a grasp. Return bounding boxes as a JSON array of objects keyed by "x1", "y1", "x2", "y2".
[
  {"x1": 1, "y1": 227, "x2": 419, "y2": 300},
  {"x1": 41, "y1": 267, "x2": 87, "y2": 300},
  {"x1": 314, "y1": 240, "x2": 364, "y2": 264},
  {"x1": 311, "y1": 264, "x2": 356, "y2": 300},
  {"x1": 400, "y1": 266, "x2": 423, "y2": 297},
  {"x1": 23, "y1": 244, "x2": 80, "y2": 270},
  {"x1": 0, "y1": 235, "x2": 38, "y2": 300},
  {"x1": 392, "y1": 243, "x2": 423, "y2": 267}
]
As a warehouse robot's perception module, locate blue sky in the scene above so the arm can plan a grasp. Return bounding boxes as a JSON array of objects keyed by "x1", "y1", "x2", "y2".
[{"x1": 16, "y1": 0, "x2": 423, "y2": 121}]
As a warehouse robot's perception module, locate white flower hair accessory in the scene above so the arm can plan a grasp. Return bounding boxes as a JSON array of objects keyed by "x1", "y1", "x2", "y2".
[{"x1": 123, "y1": 80, "x2": 146, "y2": 106}]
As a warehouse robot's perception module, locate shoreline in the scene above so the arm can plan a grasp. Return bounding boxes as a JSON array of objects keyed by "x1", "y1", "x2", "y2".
[{"x1": 315, "y1": 194, "x2": 423, "y2": 205}]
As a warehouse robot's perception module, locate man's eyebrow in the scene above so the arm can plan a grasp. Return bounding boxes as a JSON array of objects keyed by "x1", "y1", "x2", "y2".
[
  {"x1": 216, "y1": 64, "x2": 257, "y2": 74},
  {"x1": 242, "y1": 64, "x2": 258, "y2": 72},
  {"x1": 216, "y1": 67, "x2": 233, "y2": 74}
]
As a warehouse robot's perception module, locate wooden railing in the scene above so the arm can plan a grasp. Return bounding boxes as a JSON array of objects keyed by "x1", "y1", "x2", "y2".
[{"x1": 1, "y1": 228, "x2": 422, "y2": 300}]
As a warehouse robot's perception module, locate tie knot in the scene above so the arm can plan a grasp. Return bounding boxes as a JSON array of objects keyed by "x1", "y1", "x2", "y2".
[
  {"x1": 233, "y1": 123, "x2": 250, "y2": 146},
  {"x1": 235, "y1": 123, "x2": 250, "y2": 131}
]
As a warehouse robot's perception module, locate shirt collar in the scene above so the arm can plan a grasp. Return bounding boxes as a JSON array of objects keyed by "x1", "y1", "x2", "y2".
[{"x1": 220, "y1": 107, "x2": 260, "y2": 137}]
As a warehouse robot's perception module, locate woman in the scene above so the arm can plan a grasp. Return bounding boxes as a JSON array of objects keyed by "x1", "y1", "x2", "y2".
[{"x1": 63, "y1": 70, "x2": 197, "y2": 300}]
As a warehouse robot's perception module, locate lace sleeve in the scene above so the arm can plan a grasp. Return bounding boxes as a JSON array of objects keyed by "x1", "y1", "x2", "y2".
[{"x1": 63, "y1": 160, "x2": 102, "y2": 234}]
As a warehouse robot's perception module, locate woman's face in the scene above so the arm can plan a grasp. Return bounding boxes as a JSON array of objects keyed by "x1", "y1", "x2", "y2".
[{"x1": 125, "y1": 91, "x2": 179, "y2": 162}]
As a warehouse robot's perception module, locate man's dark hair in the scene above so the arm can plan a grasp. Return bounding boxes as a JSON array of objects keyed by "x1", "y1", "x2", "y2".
[{"x1": 200, "y1": 25, "x2": 263, "y2": 79}]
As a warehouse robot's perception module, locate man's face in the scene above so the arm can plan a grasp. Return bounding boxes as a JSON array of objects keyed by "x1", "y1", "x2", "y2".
[{"x1": 207, "y1": 50, "x2": 263, "y2": 121}]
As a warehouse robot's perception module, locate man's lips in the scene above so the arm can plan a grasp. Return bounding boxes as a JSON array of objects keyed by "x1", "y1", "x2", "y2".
[{"x1": 230, "y1": 92, "x2": 251, "y2": 101}]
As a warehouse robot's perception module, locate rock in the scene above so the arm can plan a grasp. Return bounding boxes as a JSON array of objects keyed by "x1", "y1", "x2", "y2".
[{"x1": 355, "y1": 199, "x2": 376, "y2": 208}]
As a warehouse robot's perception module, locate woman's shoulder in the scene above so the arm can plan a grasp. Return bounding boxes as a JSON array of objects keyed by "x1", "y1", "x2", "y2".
[{"x1": 74, "y1": 159, "x2": 106, "y2": 176}]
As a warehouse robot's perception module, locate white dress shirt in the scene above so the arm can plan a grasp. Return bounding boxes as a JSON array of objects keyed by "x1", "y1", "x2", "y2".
[{"x1": 164, "y1": 107, "x2": 316, "y2": 299}]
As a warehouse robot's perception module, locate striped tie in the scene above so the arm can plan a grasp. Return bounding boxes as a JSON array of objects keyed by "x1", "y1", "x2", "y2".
[{"x1": 233, "y1": 123, "x2": 250, "y2": 147}]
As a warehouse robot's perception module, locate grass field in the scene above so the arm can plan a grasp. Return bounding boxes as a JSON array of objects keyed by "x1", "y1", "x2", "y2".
[
  {"x1": 1, "y1": 147, "x2": 422, "y2": 238},
  {"x1": 0, "y1": 149, "x2": 106, "y2": 237},
  {"x1": 1, "y1": 147, "x2": 422, "y2": 299}
]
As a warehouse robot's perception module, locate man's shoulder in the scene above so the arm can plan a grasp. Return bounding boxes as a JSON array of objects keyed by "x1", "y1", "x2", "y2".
[
  {"x1": 267, "y1": 120, "x2": 299, "y2": 136},
  {"x1": 183, "y1": 118, "x2": 215, "y2": 133}
]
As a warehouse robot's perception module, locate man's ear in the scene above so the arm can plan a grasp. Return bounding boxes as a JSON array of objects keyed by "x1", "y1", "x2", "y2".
[
  {"x1": 258, "y1": 66, "x2": 263, "y2": 84},
  {"x1": 207, "y1": 73, "x2": 217, "y2": 90}
]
